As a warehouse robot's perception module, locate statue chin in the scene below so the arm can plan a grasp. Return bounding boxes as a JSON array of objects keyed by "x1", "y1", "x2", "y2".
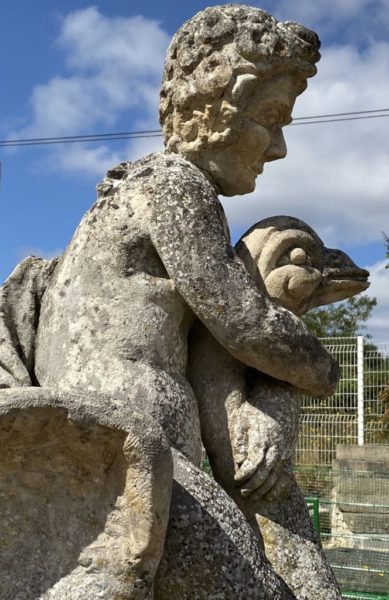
[
  {"x1": 208, "y1": 167, "x2": 258, "y2": 197},
  {"x1": 222, "y1": 178, "x2": 257, "y2": 197}
]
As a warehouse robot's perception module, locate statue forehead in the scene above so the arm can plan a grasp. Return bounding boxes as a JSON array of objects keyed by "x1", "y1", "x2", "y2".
[{"x1": 243, "y1": 74, "x2": 299, "y2": 113}]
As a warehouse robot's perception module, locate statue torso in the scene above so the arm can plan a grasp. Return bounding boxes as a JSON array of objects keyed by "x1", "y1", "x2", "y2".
[{"x1": 35, "y1": 152, "x2": 203, "y2": 461}]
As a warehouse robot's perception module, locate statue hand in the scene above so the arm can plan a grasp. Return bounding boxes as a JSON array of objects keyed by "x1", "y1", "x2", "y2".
[{"x1": 231, "y1": 399, "x2": 297, "y2": 499}]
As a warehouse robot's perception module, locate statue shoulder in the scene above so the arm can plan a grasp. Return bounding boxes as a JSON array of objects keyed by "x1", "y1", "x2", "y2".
[
  {"x1": 147, "y1": 152, "x2": 217, "y2": 203},
  {"x1": 96, "y1": 152, "x2": 216, "y2": 204},
  {"x1": 2, "y1": 255, "x2": 59, "y2": 299}
]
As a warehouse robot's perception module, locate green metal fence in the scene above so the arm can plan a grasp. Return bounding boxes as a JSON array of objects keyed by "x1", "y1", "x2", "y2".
[
  {"x1": 297, "y1": 466, "x2": 389, "y2": 600},
  {"x1": 298, "y1": 337, "x2": 389, "y2": 466}
]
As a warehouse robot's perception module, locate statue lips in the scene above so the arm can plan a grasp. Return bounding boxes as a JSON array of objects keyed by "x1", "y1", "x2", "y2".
[
  {"x1": 321, "y1": 247, "x2": 370, "y2": 303},
  {"x1": 247, "y1": 162, "x2": 264, "y2": 180},
  {"x1": 326, "y1": 267, "x2": 370, "y2": 286}
]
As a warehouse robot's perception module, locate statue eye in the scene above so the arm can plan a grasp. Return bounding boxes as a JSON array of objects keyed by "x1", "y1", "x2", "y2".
[
  {"x1": 290, "y1": 248, "x2": 308, "y2": 265},
  {"x1": 277, "y1": 247, "x2": 312, "y2": 267}
]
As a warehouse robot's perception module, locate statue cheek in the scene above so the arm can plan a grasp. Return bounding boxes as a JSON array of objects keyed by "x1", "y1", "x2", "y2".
[
  {"x1": 287, "y1": 268, "x2": 321, "y2": 300},
  {"x1": 264, "y1": 267, "x2": 294, "y2": 307},
  {"x1": 265, "y1": 267, "x2": 321, "y2": 313},
  {"x1": 242, "y1": 118, "x2": 271, "y2": 154}
]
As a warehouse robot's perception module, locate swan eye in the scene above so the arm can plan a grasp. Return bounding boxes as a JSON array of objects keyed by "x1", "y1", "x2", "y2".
[
  {"x1": 290, "y1": 248, "x2": 308, "y2": 265},
  {"x1": 277, "y1": 247, "x2": 312, "y2": 267}
]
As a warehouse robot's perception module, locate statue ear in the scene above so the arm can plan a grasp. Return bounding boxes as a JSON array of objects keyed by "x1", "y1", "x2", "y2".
[
  {"x1": 231, "y1": 73, "x2": 258, "y2": 103},
  {"x1": 193, "y1": 52, "x2": 233, "y2": 95}
]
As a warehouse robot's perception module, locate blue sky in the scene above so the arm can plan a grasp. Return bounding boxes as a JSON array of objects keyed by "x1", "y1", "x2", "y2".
[{"x1": 1, "y1": 1, "x2": 388, "y2": 340}]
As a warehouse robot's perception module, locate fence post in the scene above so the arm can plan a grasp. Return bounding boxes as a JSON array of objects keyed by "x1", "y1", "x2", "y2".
[{"x1": 357, "y1": 335, "x2": 364, "y2": 446}]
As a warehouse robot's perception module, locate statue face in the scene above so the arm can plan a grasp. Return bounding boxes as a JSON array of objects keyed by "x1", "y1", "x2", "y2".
[
  {"x1": 237, "y1": 217, "x2": 370, "y2": 316},
  {"x1": 199, "y1": 75, "x2": 298, "y2": 197}
]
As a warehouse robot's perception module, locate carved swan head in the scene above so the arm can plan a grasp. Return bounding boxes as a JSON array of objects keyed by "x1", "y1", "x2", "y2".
[{"x1": 236, "y1": 215, "x2": 369, "y2": 316}]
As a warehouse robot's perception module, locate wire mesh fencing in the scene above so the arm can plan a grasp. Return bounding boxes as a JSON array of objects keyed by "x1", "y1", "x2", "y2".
[
  {"x1": 297, "y1": 337, "x2": 389, "y2": 466},
  {"x1": 364, "y1": 343, "x2": 389, "y2": 445},
  {"x1": 296, "y1": 465, "x2": 389, "y2": 599}
]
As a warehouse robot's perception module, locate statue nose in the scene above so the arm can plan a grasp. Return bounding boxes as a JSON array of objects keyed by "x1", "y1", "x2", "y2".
[{"x1": 265, "y1": 128, "x2": 287, "y2": 162}]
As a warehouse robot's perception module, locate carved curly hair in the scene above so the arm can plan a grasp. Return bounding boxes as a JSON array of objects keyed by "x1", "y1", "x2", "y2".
[{"x1": 160, "y1": 4, "x2": 320, "y2": 156}]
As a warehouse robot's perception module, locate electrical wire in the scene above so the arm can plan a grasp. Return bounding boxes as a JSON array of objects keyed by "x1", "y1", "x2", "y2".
[
  {"x1": 0, "y1": 131, "x2": 162, "y2": 147},
  {"x1": 0, "y1": 108, "x2": 388, "y2": 148},
  {"x1": 0, "y1": 129, "x2": 161, "y2": 144},
  {"x1": 0, "y1": 133, "x2": 162, "y2": 148},
  {"x1": 290, "y1": 113, "x2": 389, "y2": 126},
  {"x1": 292, "y1": 107, "x2": 389, "y2": 120}
]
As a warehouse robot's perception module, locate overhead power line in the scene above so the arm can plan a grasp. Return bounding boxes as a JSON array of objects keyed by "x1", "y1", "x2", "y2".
[
  {"x1": 0, "y1": 129, "x2": 160, "y2": 144},
  {"x1": 291, "y1": 113, "x2": 389, "y2": 126},
  {"x1": 0, "y1": 108, "x2": 388, "y2": 148},
  {"x1": 0, "y1": 133, "x2": 162, "y2": 148},
  {"x1": 292, "y1": 107, "x2": 389, "y2": 120}
]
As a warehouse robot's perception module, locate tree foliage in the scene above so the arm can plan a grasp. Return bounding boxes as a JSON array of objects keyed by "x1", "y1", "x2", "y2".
[
  {"x1": 302, "y1": 296, "x2": 377, "y2": 338},
  {"x1": 384, "y1": 231, "x2": 389, "y2": 269}
]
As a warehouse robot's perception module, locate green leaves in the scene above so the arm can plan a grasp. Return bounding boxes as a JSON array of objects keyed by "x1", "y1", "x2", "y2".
[
  {"x1": 302, "y1": 296, "x2": 377, "y2": 338},
  {"x1": 383, "y1": 231, "x2": 389, "y2": 269}
]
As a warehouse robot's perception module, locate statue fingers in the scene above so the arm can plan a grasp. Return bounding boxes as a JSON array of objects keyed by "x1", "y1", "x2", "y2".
[
  {"x1": 239, "y1": 446, "x2": 280, "y2": 497},
  {"x1": 251, "y1": 465, "x2": 283, "y2": 499},
  {"x1": 234, "y1": 446, "x2": 266, "y2": 486}
]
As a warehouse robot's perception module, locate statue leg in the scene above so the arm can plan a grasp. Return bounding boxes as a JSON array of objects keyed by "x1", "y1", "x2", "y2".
[
  {"x1": 43, "y1": 413, "x2": 173, "y2": 600},
  {"x1": 235, "y1": 474, "x2": 342, "y2": 600},
  {"x1": 156, "y1": 450, "x2": 297, "y2": 600},
  {"x1": 208, "y1": 447, "x2": 341, "y2": 598}
]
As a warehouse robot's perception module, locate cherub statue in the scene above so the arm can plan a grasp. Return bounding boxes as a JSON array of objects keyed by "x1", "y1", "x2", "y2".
[
  {"x1": 0, "y1": 5, "x2": 342, "y2": 599},
  {"x1": 189, "y1": 215, "x2": 369, "y2": 599}
]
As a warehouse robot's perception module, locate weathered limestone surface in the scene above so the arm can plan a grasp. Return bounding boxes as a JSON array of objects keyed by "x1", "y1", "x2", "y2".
[
  {"x1": 0, "y1": 257, "x2": 58, "y2": 388},
  {"x1": 0, "y1": 388, "x2": 173, "y2": 599},
  {"x1": 160, "y1": 4, "x2": 320, "y2": 197},
  {"x1": 189, "y1": 216, "x2": 369, "y2": 600},
  {"x1": 33, "y1": 154, "x2": 339, "y2": 404},
  {"x1": 0, "y1": 389, "x2": 293, "y2": 600},
  {"x1": 0, "y1": 4, "x2": 351, "y2": 598},
  {"x1": 1, "y1": 154, "x2": 339, "y2": 398},
  {"x1": 156, "y1": 451, "x2": 293, "y2": 599}
]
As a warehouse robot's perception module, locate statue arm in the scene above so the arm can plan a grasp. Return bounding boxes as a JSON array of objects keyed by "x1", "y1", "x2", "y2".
[
  {"x1": 187, "y1": 320, "x2": 246, "y2": 472},
  {"x1": 232, "y1": 375, "x2": 301, "y2": 498},
  {"x1": 0, "y1": 256, "x2": 58, "y2": 387},
  {"x1": 188, "y1": 320, "x2": 300, "y2": 499},
  {"x1": 150, "y1": 169, "x2": 338, "y2": 397}
]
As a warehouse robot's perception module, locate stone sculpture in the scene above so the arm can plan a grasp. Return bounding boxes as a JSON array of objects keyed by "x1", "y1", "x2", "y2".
[
  {"x1": 0, "y1": 4, "x2": 348, "y2": 598},
  {"x1": 189, "y1": 215, "x2": 369, "y2": 599},
  {"x1": 0, "y1": 387, "x2": 298, "y2": 600}
]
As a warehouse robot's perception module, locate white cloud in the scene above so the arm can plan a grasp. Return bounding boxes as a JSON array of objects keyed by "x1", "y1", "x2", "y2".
[
  {"x1": 28, "y1": 76, "x2": 110, "y2": 136},
  {"x1": 261, "y1": 0, "x2": 389, "y2": 43},
  {"x1": 9, "y1": 7, "x2": 169, "y2": 177},
  {"x1": 8, "y1": 5, "x2": 389, "y2": 255},
  {"x1": 222, "y1": 40, "x2": 389, "y2": 248},
  {"x1": 46, "y1": 135, "x2": 164, "y2": 180},
  {"x1": 52, "y1": 143, "x2": 122, "y2": 179},
  {"x1": 272, "y1": 0, "x2": 385, "y2": 22},
  {"x1": 125, "y1": 135, "x2": 164, "y2": 164},
  {"x1": 58, "y1": 8, "x2": 167, "y2": 76},
  {"x1": 16, "y1": 246, "x2": 63, "y2": 262}
]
